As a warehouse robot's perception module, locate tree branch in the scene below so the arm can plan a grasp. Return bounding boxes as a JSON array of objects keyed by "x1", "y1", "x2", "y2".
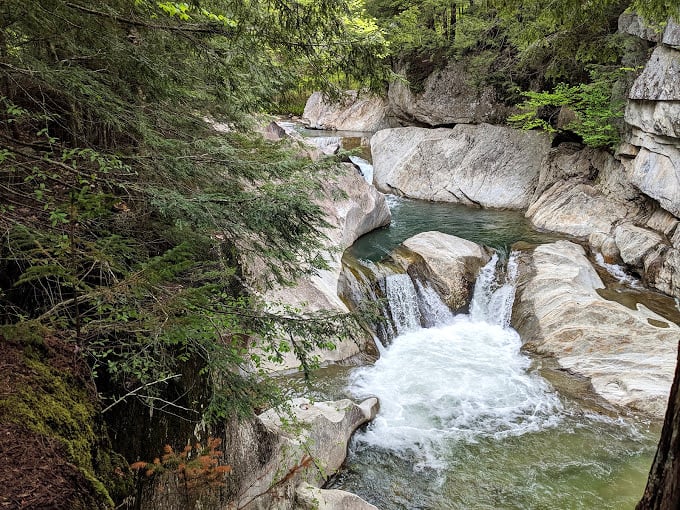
[{"x1": 101, "y1": 373, "x2": 182, "y2": 413}]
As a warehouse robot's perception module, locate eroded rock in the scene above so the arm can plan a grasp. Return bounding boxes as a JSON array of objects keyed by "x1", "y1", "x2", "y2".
[
  {"x1": 303, "y1": 91, "x2": 388, "y2": 132},
  {"x1": 235, "y1": 398, "x2": 379, "y2": 510},
  {"x1": 527, "y1": 180, "x2": 638, "y2": 238},
  {"x1": 391, "y1": 231, "x2": 491, "y2": 311},
  {"x1": 614, "y1": 223, "x2": 665, "y2": 267},
  {"x1": 388, "y1": 61, "x2": 513, "y2": 126},
  {"x1": 371, "y1": 125, "x2": 551, "y2": 209},
  {"x1": 296, "y1": 484, "x2": 379, "y2": 510},
  {"x1": 512, "y1": 241, "x2": 678, "y2": 418}
]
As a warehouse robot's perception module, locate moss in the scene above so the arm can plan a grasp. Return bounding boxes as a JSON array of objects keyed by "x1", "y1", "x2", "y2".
[
  {"x1": 0, "y1": 344, "x2": 125, "y2": 508},
  {"x1": 0, "y1": 320, "x2": 48, "y2": 346}
]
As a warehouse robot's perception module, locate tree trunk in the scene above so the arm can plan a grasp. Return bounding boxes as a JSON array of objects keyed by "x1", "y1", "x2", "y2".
[
  {"x1": 637, "y1": 342, "x2": 680, "y2": 509},
  {"x1": 449, "y1": 3, "x2": 457, "y2": 40}
]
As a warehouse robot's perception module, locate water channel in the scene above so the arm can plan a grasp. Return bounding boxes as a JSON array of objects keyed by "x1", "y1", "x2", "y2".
[{"x1": 294, "y1": 129, "x2": 661, "y2": 510}]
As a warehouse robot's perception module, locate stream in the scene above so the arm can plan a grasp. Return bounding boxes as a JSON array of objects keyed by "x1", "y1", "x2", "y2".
[{"x1": 295, "y1": 129, "x2": 660, "y2": 510}]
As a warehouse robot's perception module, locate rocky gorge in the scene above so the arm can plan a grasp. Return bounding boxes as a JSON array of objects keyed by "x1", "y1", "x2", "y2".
[
  {"x1": 137, "y1": 11, "x2": 680, "y2": 510},
  {"x1": 251, "y1": 12, "x2": 680, "y2": 510}
]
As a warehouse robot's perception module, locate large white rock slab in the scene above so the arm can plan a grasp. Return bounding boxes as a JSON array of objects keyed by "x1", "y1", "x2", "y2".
[
  {"x1": 236, "y1": 398, "x2": 379, "y2": 510},
  {"x1": 303, "y1": 91, "x2": 388, "y2": 132},
  {"x1": 512, "y1": 241, "x2": 679, "y2": 418},
  {"x1": 371, "y1": 124, "x2": 551, "y2": 209},
  {"x1": 625, "y1": 100, "x2": 680, "y2": 139},
  {"x1": 296, "y1": 484, "x2": 379, "y2": 510},
  {"x1": 527, "y1": 180, "x2": 637, "y2": 238}
]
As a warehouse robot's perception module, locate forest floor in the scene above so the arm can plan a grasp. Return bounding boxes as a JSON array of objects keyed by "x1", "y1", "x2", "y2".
[{"x1": 0, "y1": 336, "x2": 101, "y2": 509}]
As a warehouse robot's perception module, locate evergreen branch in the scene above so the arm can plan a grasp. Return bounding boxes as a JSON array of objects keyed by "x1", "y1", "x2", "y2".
[
  {"x1": 100, "y1": 373, "x2": 182, "y2": 413},
  {"x1": 64, "y1": 2, "x2": 239, "y2": 36}
]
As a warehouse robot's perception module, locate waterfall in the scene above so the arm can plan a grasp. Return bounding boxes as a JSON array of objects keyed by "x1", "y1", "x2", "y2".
[
  {"x1": 385, "y1": 274, "x2": 421, "y2": 335},
  {"x1": 348, "y1": 249, "x2": 561, "y2": 469},
  {"x1": 349, "y1": 155, "x2": 374, "y2": 184},
  {"x1": 415, "y1": 280, "x2": 453, "y2": 327},
  {"x1": 470, "y1": 251, "x2": 519, "y2": 327}
]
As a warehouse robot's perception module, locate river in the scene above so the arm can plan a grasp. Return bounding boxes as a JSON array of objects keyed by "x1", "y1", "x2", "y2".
[{"x1": 294, "y1": 129, "x2": 659, "y2": 510}]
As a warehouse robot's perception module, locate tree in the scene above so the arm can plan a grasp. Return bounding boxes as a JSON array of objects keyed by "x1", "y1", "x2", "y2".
[
  {"x1": 0, "y1": 5, "x2": 389, "y2": 499},
  {"x1": 637, "y1": 343, "x2": 680, "y2": 509}
]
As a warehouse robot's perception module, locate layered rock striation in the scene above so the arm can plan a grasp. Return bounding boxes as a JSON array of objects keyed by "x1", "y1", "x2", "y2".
[
  {"x1": 371, "y1": 124, "x2": 551, "y2": 209},
  {"x1": 512, "y1": 241, "x2": 679, "y2": 418}
]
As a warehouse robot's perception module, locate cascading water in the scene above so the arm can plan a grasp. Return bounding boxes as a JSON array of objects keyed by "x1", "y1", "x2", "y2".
[
  {"x1": 289, "y1": 129, "x2": 658, "y2": 506},
  {"x1": 384, "y1": 273, "x2": 422, "y2": 335},
  {"x1": 348, "y1": 253, "x2": 561, "y2": 471},
  {"x1": 415, "y1": 280, "x2": 453, "y2": 327},
  {"x1": 331, "y1": 248, "x2": 655, "y2": 509},
  {"x1": 349, "y1": 155, "x2": 374, "y2": 184},
  {"x1": 470, "y1": 252, "x2": 519, "y2": 327}
]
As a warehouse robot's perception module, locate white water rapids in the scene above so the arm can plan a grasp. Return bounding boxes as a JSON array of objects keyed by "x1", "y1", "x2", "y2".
[{"x1": 348, "y1": 254, "x2": 563, "y2": 470}]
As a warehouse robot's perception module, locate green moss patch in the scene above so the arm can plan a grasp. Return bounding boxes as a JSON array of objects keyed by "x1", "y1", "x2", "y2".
[{"x1": 0, "y1": 335, "x2": 132, "y2": 508}]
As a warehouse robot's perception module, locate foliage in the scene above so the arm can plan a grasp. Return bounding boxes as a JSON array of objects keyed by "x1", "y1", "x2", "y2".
[
  {"x1": 0, "y1": 0, "x2": 388, "y2": 450},
  {"x1": 131, "y1": 438, "x2": 232, "y2": 492},
  {"x1": 629, "y1": 0, "x2": 680, "y2": 24},
  {"x1": 366, "y1": 0, "x2": 639, "y2": 92},
  {"x1": 508, "y1": 67, "x2": 634, "y2": 148}
]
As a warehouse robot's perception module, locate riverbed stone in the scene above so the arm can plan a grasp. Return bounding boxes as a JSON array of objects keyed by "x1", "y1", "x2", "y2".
[
  {"x1": 391, "y1": 231, "x2": 491, "y2": 311},
  {"x1": 296, "y1": 484, "x2": 379, "y2": 510},
  {"x1": 371, "y1": 124, "x2": 551, "y2": 209},
  {"x1": 303, "y1": 91, "x2": 388, "y2": 132},
  {"x1": 230, "y1": 398, "x2": 378, "y2": 510},
  {"x1": 512, "y1": 241, "x2": 679, "y2": 418},
  {"x1": 614, "y1": 223, "x2": 665, "y2": 267},
  {"x1": 527, "y1": 180, "x2": 636, "y2": 238},
  {"x1": 589, "y1": 231, "x2": 621, "y2": 264}
]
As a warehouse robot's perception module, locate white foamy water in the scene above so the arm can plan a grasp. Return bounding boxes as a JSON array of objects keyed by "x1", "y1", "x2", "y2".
[
  {"x1": 385, "y1": 273, "x2": 421, "y2": 335},
  {"x1": 349, "y1": 253, "x2": 563, "y2": 469},
  {"x1": 595, "y1": 253, "x2": 641, "y2": 288},
  {"x1": 349, "y1": 155, "x2": 374, "y2": 184},
  {"x1": 415, "y1": 280, "x2": 453, "y2": 327}
]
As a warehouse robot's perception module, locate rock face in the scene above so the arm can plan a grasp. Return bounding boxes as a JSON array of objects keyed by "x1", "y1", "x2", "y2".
[
  {"x1": 142, "y1": 398, "x2": 379, "y2": 510},
  {"x1": 234, "y1": 398, "x2": 379, "y2": 510},
  {"x1": 626, "y1": 60, "x2": 680, "y2": 221},
  {"x1": 625, "y1": 38, "x2": 680, "y2": 218},
  {"x1": 524, "y1": 24, "x2": 680, "y2": 301},
  {"x1": 260, "y1": 164, "x2": 391, "y2": 370},
  {"x1": 296, "y1": 484, "x2": 379, "y2": 510},
  {"x1": 618, "y1": 12, "x2": 662, "y2": 43},
  {"x1": 371, "y1": 124, "x2": 551, "y2": 209},
  {"x1": 526, "y1": 143, "x2": 647, "y2": 238},
  {"x1": 303, "y1": 91, "x2": 388, "y2": 132},
  {"x1": 388, "y1": 61, "x2": 513, "y2": 126},
  {"x1": 392, "y1": 231, "x2": 491, "y2": 311},
  {"x1": 512, "y1": 241, "x2": 679, "y2": 418}
]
